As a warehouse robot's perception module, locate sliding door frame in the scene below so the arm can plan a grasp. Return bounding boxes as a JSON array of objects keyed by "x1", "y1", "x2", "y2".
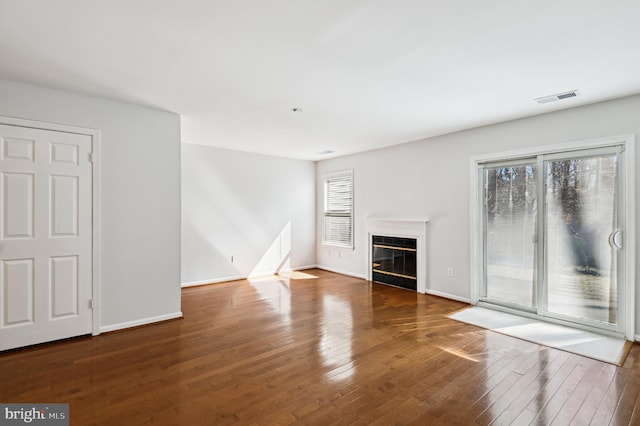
[{"x1": 470, "y1": 134, "x2": 635, "y2": 340}]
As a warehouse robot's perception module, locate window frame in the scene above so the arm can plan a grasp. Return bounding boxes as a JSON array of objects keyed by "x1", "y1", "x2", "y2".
[{"x1": 322, "y1": 169, "x2": 354, "y2": 248}]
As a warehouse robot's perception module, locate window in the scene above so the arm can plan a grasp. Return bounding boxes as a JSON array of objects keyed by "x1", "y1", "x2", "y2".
[{"x1": 323, "y1": 170, "x2": 353, "y2": 248}]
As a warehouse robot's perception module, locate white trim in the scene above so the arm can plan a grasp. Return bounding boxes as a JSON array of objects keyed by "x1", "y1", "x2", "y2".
[
  {"x1": 292, "y1": 264, "x2": 319, "y2": 271},
  {"x1": 425, "y1": 289, "x2": 471, "y2": 304},
  {"x1": 181, "y1": 265, "x2": 322, "y2": 287},
  {"x1": 470, "y1": 134, "x2": 635, "y2": 341},
  {"x1": 249, "y1": 269, "x2": 290, "y2": 279},
  {"x1": 0, "y1": 115, "x2": 102, "y2": 337},
  {"x1": 99, "y1": 311, "x2": 183, "y2": 333},
  {"x1": 92, "y1": 131, "x2": 101, "y2": 336},
  {"x1": 623, "y1": 135, "x2": 636, "y2": 341},
  {"x1": 472, "y1": 134, "x2": 635, "y2": 163},
  {"x1": 181, "y1": 276, "x2": 245, "y2": 287},
  {"x1": 316, "y1": 265, "x2": 367, "y2": 280},
  {"x1": 469, "y1": 161, "x2": 481, "y2": 304},
  {"x1": 0, "y1": 115, "x2": 99, "y2": 136}
]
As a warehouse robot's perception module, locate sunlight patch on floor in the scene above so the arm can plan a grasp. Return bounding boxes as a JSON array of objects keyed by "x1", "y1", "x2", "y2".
[{"x1": 277, "y1": 271, "x2": 318, "y2": 280}]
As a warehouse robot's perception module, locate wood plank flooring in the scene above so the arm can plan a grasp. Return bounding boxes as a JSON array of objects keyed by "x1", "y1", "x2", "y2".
[{"x1": 2, "y1": 269, "x2": 640, "y2": 425}]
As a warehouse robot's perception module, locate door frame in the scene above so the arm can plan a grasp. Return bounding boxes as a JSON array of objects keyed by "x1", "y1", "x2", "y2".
[
  {"x1": 0, "y1": 115, "x2": 101, "y2": 336},
  {"x1": 470, "y1": 134, "x2": 635, "y2": 341}
]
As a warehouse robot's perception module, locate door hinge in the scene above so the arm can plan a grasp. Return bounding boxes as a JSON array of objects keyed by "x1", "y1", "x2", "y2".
[
  {"x1": 89, "y1": 299, "x2": 95, "y2": 309},
  {"x1": 89, "y1": 152, "x2": 95, "y2": 163}
]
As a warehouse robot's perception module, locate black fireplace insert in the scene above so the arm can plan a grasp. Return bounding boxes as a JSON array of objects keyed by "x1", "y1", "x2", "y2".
[{"x1": 372, "y1": 235, "x2": 417, "y2": 291}]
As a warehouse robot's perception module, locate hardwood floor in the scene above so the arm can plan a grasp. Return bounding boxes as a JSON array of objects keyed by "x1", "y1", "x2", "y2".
[{"x1": 2, "y1": 268, "x2": 640, "y2": 425}]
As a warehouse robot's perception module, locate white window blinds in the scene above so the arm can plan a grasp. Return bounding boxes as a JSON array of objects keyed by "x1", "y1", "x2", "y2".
[{"x1": 323, "y1": 170, "x2": 353, "y2": 248}]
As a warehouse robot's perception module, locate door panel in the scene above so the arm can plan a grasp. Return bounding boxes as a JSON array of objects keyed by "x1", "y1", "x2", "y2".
[
  {"x1": 3, "y1": 172, "x2": 34, "y2": 239},
  {"x1": 3, "y1": 137, "x2": 34, "y2": 161},
  {"x1": 51, "y1": 175, "x2": 79, "y2": 237},
  {"x1": 483, "y1": 163, "x2": 537, "y2": 309},
  {"x1": 543, "y1": 154, "x2": 619, "y2": 326},
  {"x1": 50, "y1": 143, "x2": 79, "y2": 165},
  {"x1": 0, "y1": 124, "x2": 92, "y2": 351},
  {"x1": 50, "y1": 255, "x2": 79, "y2": 319},
  {"x1": 2, "y1": 258, "x2": 34, "y2": 326}
]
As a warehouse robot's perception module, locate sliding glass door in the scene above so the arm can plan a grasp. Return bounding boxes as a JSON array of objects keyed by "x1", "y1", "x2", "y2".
[
  {"x1": 480, "y1": 147, "x2": 623, "y2": 333},
  {"x1": 483, "y1": 161, "x2": 538, "y2": 310},
  {"x1": 543, "y1": 151, "x2": 620, "y2": 326}
]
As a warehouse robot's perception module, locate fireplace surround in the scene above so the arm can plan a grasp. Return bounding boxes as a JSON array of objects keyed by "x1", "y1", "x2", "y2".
[{"x1": 365, "y1": 218, "x2": 428, "y2": 293}]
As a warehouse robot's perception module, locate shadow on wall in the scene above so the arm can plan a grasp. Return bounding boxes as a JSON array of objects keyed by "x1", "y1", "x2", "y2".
[{"x1": 249, "y1": 221, "x2": 292, "y2": 278}]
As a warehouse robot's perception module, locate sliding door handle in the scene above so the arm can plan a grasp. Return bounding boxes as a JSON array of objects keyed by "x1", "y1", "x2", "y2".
[{"x1": 608, "y1": 229, "x2": 623, "y2": 249}]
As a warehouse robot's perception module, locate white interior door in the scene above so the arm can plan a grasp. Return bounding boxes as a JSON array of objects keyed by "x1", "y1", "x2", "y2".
[{"x1": 0, "y1": 124, "x2": 93, "y2": 351}]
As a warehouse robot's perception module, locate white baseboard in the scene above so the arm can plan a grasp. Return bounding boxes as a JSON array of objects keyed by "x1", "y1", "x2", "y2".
[
  {"x1": 181, "y1": 275, "x2": 245, "y2": 287},
  {"x1": 292, "y1": 264, "x2": 319, "y2": 271},
  {"x1": 182, "y1": 266, "x2": 323, "y2": 288},
  {"x1": 247, "y1": 271, "x2": 273, "y2": 279},
  {"x1": 316, "y1": 265, "x2": 367, "y2": 280},
  {"x1": 425, "y1": 289, "x2": 471, "y2": 304},
  {"x1": 99, "y1": 311, "x2": 183, "y2": 333},
  {"x1": 634, "y1": 334, "x2": 640, "y2": 342}
]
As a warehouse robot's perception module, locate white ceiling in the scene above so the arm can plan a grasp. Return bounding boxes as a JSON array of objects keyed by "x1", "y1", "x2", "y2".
[{"x1": 1, "y1": 1, "x2": 639, "y2": 161}]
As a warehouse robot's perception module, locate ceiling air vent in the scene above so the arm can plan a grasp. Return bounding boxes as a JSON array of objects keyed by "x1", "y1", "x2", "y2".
[{"x1": 535, "y1": 90, "x2": 579, "y2": 104}]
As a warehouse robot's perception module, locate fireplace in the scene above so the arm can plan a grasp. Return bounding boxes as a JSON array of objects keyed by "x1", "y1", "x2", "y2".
[
  {"x1": 365, "y1": 218, "x2": 428, "y2": 293},
  {"x1": 372, "y1": 236, "x2": 417, "y2": 290}
]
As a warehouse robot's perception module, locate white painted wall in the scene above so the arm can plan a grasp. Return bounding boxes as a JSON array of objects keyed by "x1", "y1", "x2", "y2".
[
  {"x1": 0, "y1": 79, "x2": 182, "y2": 331},
  {"x1": 316, "y1": 94, "x2": 640, "y2": 328},
  {"x1": 181, "y1": 144, "x2": 315, "y2": 285}
]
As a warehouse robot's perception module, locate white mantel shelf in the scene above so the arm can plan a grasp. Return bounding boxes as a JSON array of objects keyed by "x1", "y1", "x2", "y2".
[
  {"x1": 365, "y1": 218, "x2": 429, "y2": 294},
  {"x1": 365, "y1": 218, "x2": 429, "y2": 226}
]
